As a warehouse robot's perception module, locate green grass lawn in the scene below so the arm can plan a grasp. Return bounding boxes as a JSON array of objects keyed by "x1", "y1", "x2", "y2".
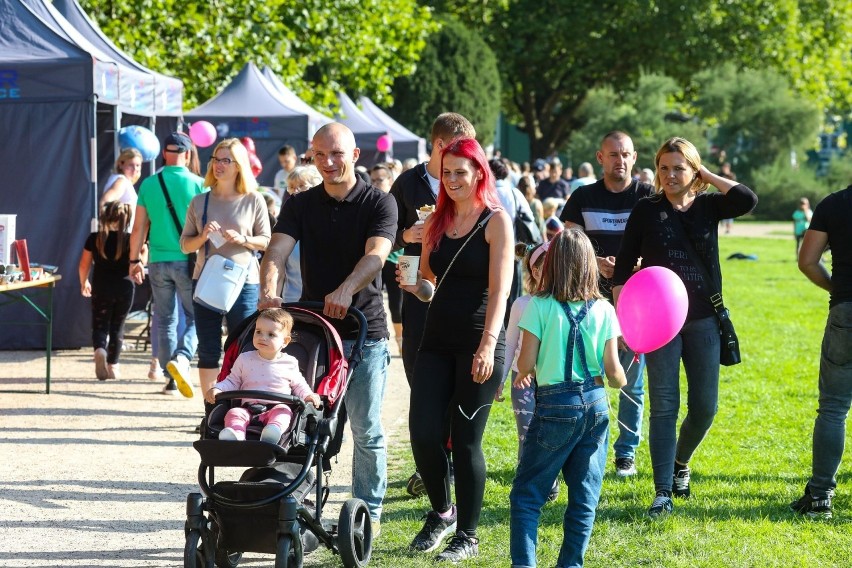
[{"x1": 321, "y1": 236, "x2": 851, "y2": 567}]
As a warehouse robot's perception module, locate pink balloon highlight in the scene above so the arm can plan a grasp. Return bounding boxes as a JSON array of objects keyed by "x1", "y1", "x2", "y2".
[
  {"x1": 189, "y1": 121, "x2": 217, "y2": 148},
  {"x1": 616, "y1": 266, "x2": 688, "y2": 354}
]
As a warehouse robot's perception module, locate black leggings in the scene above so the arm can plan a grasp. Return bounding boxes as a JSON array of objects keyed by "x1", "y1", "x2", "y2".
[
  {"x1": 91, "y1": 279, "x2": 134, "y2": 364},
  {"x1": 382, "y1": 260, "x2": 402, "y2": 323},
  {"x1": 409, "y1": 346, "x2": 504, "y2": 534}
]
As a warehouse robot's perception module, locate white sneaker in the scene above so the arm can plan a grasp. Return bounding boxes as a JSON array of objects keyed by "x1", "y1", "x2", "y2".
[
  {"x1": 94, "y1": 348, "x2": 108, "y2": 381},
  {"x1": 260, "y1": 424, "x2": 283, "y2": 444},
  {"x1": 166, "y1": 355, "x2": 194, "y2": 398},
  {"x1": 218, "y1": 427, "x2": 242, "y2": 441}
]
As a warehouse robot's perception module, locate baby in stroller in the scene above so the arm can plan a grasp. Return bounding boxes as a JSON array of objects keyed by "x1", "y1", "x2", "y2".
[{"x1": 205, "y1": 308, "x2": 322, "y2": 444}]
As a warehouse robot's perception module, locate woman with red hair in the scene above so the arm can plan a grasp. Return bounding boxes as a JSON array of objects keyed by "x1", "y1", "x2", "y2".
[{"x1": 400, "y1": 137, "x2": 514, "y2": 561}]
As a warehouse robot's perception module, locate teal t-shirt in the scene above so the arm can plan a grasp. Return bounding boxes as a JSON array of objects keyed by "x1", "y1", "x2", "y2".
[
  {"x1": 137, "y1": 166, "x2": 205, "y2": 262},
  {"x1": 518, "y1": 295, "x2": 620, "y2": 386}
]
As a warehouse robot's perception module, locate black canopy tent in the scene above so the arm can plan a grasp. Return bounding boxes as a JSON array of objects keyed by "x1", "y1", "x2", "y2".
[
  {"x1": 0, "y1": 0, "x2": 120, "y2": 348},
  {"x1": 357, "y1": 96, "x2": 426, "y2": 162},
  {"x1": 186, "y1": 63, "x2": 327, "y2": 187},
  {"x1": 335, "y1": 92, "x2": 386, "y2": 167}
]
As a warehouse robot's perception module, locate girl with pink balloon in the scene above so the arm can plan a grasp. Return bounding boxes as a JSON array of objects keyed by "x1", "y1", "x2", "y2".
[
  {"x1": 612, "y1": 137, "x2": 757, "y2": 519},
  {"x1": 509, "y1": 228, "x2": 626, "y2": 568}
]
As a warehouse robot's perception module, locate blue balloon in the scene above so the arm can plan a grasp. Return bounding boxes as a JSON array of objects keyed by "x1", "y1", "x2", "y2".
[{"x1": 118, "y1": 125, "x2": 160, "y2": 161}]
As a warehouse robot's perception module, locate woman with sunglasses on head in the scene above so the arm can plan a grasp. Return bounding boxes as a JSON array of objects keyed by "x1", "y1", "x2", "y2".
[
  {"x1": 612, "y1": 137, "x2": 757, "y2": 519},
  {"x1": 179, "y1": 138, "x2": 271, "y2": 404}
]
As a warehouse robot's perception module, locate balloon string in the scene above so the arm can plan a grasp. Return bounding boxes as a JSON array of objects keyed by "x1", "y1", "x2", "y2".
[{"x1": 606, "y1": 386, "x2": 641, "y2": 435}]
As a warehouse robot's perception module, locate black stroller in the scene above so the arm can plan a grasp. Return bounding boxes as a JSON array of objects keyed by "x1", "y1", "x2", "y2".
[{"x1": 184, "y1": 303, "x2": 373, "y2": 568}]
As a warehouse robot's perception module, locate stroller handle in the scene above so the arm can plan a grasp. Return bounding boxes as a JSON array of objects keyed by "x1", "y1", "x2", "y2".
[{"x1": 281, "y1": 301, "x2": 368, "y2": 351}]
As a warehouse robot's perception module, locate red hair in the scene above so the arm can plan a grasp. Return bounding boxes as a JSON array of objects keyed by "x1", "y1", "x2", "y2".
[{"x1": 426, "y1": 138, "x2": 501, "y2": 250}]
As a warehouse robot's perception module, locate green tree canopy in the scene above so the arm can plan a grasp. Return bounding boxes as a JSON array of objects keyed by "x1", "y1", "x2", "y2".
[
  {"x1": 388, "y1": 18, "x2": 501, "y2": 146},
  {"x1": 80, "y1": 0, "x2": 436, "y2": 110},
  {"x1": 437, "y1": 0, "x2": 851, "y2": 157}
]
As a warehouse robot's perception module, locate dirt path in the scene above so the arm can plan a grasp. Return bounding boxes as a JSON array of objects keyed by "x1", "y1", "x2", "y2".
[{"x1": 0, "y1": 338, "x2": 409, "y2": 567}]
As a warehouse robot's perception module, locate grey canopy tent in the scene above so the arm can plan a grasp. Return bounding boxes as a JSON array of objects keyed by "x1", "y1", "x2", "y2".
[
  {"x1": 186, "y1": 62, "x2": 329, "y2": 187},
  {"x1": 51, "y1": 0, "x2": 184, "y2": 178},
  {"x1": 357, "y1": 96, "x2": 426, "y2": 162},
  {"x1": 0, "y1": 0, "x2": 120, "y2": 348},
  {"x1": 335, "y1": 92, "x2": 387, "y2": 167}
]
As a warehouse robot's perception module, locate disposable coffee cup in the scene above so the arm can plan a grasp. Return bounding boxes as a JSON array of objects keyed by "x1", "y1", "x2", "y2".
[
  {"x1": 398, "y1": 255, "x2": 420, "y2": 286},
  {"x1": 208, "y1": 231, "x2": 226, "y2": 248}
]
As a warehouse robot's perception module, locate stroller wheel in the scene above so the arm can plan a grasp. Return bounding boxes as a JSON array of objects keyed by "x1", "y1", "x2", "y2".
[
  {"x1": 184, "y1": 529, "x2": 212, "y2": 568},
  {"x1": 274, "y1": 534, "x2": 302, "y2": 568},
  {"x1": 214, "y1": 548, "x2": 242, "y2": 568},
  {"x1": 338, "y1": 498, "x2": 372, "y2": 568}
]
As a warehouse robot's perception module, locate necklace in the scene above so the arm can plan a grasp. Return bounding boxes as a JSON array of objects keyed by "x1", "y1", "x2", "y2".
[{"x1": 452, "y1": 207, "x2": 480, "y2": 237}]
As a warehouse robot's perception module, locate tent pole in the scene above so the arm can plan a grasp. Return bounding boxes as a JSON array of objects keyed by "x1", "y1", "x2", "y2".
[{"x1": 91, "y1": 94, "x2": 99, "y2": 233}]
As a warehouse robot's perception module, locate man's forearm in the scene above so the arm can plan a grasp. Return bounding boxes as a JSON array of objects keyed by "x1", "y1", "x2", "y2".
[
  {"x1": 338, "y1": 254, "x2": 383, "y2": 296},
  {"x1": 260, "y1": 253, "x2": 284, "y2": 298},
  {"x1": 800, "y1": 262, "x2": 832, "y2": 292}
]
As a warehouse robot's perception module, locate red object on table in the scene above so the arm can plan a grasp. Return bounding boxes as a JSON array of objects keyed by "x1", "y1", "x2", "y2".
[{"x1": 14, "y1": 239, "x2": 30, "y2": 281}]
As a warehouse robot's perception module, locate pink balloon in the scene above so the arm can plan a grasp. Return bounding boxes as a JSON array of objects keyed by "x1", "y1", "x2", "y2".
[
  {"x1": 376, "y1": 134, "x2": 392, "y2": 152},
  {"x1": 616, "y1": 266, "x2": 688, "y2": 354},
  {"x1": 189, "y1": 121, "x2": 217, "y2": 148},
  {"x1": 249, "y1": 153, "x2": 262, "y2": 178},
  {"x1": 240, "y1": 136, "x2": 256, "y2": 154}
]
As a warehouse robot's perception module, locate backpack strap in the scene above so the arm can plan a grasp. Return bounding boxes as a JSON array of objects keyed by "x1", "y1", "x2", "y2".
[{"x1": 560, "y1": 300, "x2": 595, "y2": 383}]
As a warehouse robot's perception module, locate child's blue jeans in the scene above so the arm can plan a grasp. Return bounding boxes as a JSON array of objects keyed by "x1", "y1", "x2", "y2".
[{"x1": 509, "y1": 377, "x2": 609, "y2": 568}]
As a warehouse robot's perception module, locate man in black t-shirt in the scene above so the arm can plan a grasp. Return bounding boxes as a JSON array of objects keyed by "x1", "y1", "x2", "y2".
[
  {"x1": 560, "y1": 130, "x2": 654, "y2": 478},
  {"x1": 259, "y1": 123, "x2": 397, "y2": 529},
  {"x1": 791, "y1": 184, "x2": 852, "y2": 519}
]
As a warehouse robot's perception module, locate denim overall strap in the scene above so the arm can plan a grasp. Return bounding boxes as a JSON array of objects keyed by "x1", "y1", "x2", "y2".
[{"x1": 560, "y1": 300, "x2": 595, "y2": 383}]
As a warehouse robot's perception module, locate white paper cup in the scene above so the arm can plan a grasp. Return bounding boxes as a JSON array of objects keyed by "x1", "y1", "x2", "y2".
[{"x1": 398, "y1": 255, "x2": 420, "y2": 286}]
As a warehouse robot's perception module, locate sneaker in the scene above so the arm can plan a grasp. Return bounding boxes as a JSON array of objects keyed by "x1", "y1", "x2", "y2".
[
  {"x1": 147, "y1": 359, "x2": 164, "y2": 381},
  {"x1": 162, "y1": 379, "x2": 179, "y2": 395},
  {"x1": 94, "y1": 348, "x2": 108, "y2": 381},
  {"x1": 436, "y1": 531, "x2": 479, "y2": 563},
  {"x1": 218, "y1": 427, "x2": 241, "y2": 441},
  {"x1": 615, "y1": 457, "x2": 637, "y2": 477},
  {"x1": 107, "y1": 364, "x2": 120, "y2": 380},
  {"x1": 547, "y1": 478, "x2": 560, "y2": 502},
  {"x1": 372, "y1": 520, "x2": 381, "y2": 539},
  {"x1": 673, "y1": 464, "x2": 691, "y2": 498},
  {"x1": 409, "y1": 507, "x2": 457, "y2": 553},
  {"x1": 647, "y1": 491, "x2": 674, "y2": 518},
  {"x1": 166, "y1": 355, "x2": 194, "y2": 398},
  {"x1": 790, "y1": 486, "x2": 833, "y2": 519},
  {"x1": 407, "y1": 471, "x2": 426, "y2": 497},
  {"x1": 260, "y1": 424, "x2": 283, "y2": 444}
]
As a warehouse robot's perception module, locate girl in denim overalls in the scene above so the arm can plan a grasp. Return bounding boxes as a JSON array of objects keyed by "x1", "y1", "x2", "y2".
[{"x1": 509, "y1": 229, "x2": 626, "y2": 568}]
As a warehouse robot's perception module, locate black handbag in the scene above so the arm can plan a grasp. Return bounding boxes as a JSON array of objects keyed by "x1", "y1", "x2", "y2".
[
  {"x1": 668, "y1": 207, "x2": 741, "y2": 366},
  {"x1": 512, "y1": 189, "x2": 543, "y2": 245}
]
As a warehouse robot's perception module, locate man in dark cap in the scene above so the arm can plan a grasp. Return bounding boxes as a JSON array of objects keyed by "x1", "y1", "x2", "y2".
[{"x1": 129, "y1": 132, "x2": 205, "y2": 396}]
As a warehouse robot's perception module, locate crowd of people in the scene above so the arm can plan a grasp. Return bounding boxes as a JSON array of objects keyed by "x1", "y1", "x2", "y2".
[{"x1": 74, "y1": 112, "x2": 852, "y2": 567}]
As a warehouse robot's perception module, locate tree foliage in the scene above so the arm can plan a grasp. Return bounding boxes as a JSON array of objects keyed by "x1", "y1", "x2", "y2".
[
  {"x1": 389, "y1": 18, "x2": 501, "y2": 146},
  {"x1": 436, "y1": 0, "x2": 851, "y2": 157},
  {"x1": 80, "y1": 0, "x2": 436, "y2": 110}
]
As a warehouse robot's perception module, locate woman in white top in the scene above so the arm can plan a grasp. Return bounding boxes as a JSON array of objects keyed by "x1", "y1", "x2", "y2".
[{"x1": 100, "y1": 148, "x2": 142, "y2": 210}]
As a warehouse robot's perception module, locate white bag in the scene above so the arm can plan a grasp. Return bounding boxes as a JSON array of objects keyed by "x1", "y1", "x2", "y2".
[{"x1": 193, "y1": 254, "x2": 249, "y2": 314}]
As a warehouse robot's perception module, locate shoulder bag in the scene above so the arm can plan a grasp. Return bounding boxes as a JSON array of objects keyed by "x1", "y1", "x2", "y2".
[
  {"x1": 668, "y1": 208, "x2": 741, "y2": 366},
  {"x1": 157, "y1": 173, "x2": 197, "y2": 274},
  {"x1": 192, "y1": 192, "x2": 249, "y2": 314},
  {"x1": 512, "y1": 189, "x2": 543, "y2": 245}
]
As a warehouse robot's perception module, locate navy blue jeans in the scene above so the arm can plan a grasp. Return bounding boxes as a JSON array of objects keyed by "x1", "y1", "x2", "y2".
[
  {"x1": 510, "y1": 377, "x2": 609, "y2": 568},
  {"x1": 645, "y1": 316, "x2": 720, "y2": 493},
  {"x1": 809, "y1": 302, "x2": 852, "y2": 498}
]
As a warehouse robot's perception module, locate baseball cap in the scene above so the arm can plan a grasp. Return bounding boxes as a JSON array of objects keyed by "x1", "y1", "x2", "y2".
[
  {"x1": 164, "y1": 132, "x2": 192, "y2": 152},
  {"x1": 533, "y1": 159, "x2": 547, "y2": 172}
]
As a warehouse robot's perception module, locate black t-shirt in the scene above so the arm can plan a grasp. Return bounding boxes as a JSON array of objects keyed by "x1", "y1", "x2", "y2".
[
  {"x1": 537, "y1": 178, "x2": 571, "y2": 201},
  {"x1": 560, "y1": 179, "x2": 654, "y2": 297},
  {"x1": 809, "y1": 185, "x2": 852, "y2": 307},
  {"x1": 84, "y1": 231, "x2": 131, "y2": 291},
  {"x1": 613, "y1": 184, "x2": 758, "y2": 321},
  {"x1": 274, "y1": 178, "x2": 397, "y2": 339}
]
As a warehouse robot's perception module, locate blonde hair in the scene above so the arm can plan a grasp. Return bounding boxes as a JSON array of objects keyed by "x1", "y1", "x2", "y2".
[
  {"x1": 653, "y1": 137, "x2": 709, "y2": 195},
  {"x1": 536, "y1": 229, "x2": 602, "y2": 303},
  {"x1": 204, "y1": 138, "x2": 258, "y2": 194},
  {"x1": 97, "y1": 201, "x2": 133, "y2": 260},
  {"x1": 288, "y1": 165, "x2": 322, "y2": 188},
  {"x1": 114, "y1": 148, "x2": 142, "y2": 175}
]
